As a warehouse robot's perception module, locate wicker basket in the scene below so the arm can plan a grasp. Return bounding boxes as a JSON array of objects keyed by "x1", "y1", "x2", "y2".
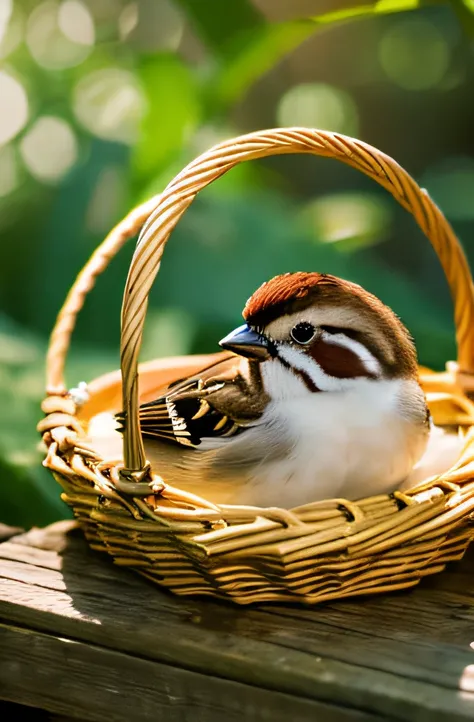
[{"x1": 39, "y1": 127, "x2": 474, "y2": 605}]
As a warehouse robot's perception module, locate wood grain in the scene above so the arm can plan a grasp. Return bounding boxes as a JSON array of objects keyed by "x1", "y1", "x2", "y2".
[
  {"x1": 0, "y1": 623, "x2": 365, "y2": 722},
  {"x1": 1, "y1": 521, "x2": 474, "y2": 721}
]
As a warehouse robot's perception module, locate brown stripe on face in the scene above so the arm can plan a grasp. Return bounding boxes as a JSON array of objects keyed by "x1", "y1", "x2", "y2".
[
  {"x1": 293, "y1": 368, "x2": 320, "y2": 393},
  {"x1": 277, "y1": 354, "x2": 321, "y2": 392},
  {"x1": 310, "y1": 338, "x2": 376, "y2": 379}
]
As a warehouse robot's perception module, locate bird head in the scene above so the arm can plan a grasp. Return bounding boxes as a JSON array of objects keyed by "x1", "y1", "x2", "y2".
[{"x1": 219, "y1": 272, "x2": 418, "y2": 396}]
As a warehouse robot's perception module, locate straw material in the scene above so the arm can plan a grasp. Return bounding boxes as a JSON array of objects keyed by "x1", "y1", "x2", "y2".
[{"x1": 39, "y1": 128, "x2": 474, "y2": 604}]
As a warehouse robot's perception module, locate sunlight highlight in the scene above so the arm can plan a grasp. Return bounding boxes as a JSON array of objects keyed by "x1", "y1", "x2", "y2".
[{"x1": 460, "y1": 664, "x2": 474, "y2": 692}]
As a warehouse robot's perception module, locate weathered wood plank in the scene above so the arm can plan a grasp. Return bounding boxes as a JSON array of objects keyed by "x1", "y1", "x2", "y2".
[
  {"x1": 1, "y1": 522, "x2": 474, "y2": 721},
  {"x1": 0, "y1": 623, "x2": 378, "y2": 722}
]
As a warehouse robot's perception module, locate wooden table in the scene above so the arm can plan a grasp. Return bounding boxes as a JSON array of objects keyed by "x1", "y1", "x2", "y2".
[{"x1": 1, "y1": 521, "x2": 474, "y2": 722}]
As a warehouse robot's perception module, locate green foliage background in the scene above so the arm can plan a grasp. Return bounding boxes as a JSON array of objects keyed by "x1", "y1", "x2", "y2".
[{"x1": 1, "y1": 0, "x2": 473, "y2": 527}]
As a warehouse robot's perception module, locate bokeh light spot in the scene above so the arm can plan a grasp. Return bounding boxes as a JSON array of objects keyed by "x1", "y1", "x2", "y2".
[
  {"x1": 191, "y1": 124, "x2": 234, "y2": 156},
  {"x1": 379, "y1": 18, "x2": 450, "y2": 90},
  {"x1": 73, "y1": 68, "x2": 146, "y2": 144},
  {"x1": 423, "y1": 156, "x2": 474, "y2": 221},
  {"x1": 141, "y1": 308, "x2": 194, "y2": 360},
  {"x1": 86, "y1": 165, "x2": 127, "y2": 233},
  {"x1": 0, "y1": 0, "x2": 12, "y2": 45},
  {"x1": 277, "y1": 83, "x2": 358, "y2": 136},
  {"x1": 118, "y1": 2, "x2": 138, "y2": 40},
  {"x1": 303, "y1": 192, "x2": 392, "y2": 251},
  {"x1": 20, "y1": 116, "x2": 78, "y2": 183},
  {"x1": 0, "y1": 3, "x2": 24, "y2": 60},
  {"x1": 123, "y1": 0, "x2": 183, "y2": 51},
  {"x1": 0, "y1": 144, "x2": 19, "y2": 197},
  {"x1": 0, "y1": 70, "x2": 29, "y2": 144},
  {"x1": 27, "y1": 0, "x2": 92, "y2": 69},
  {"x1": 88, "y1": 0, "x2": 121, "y2": 24},
  {"x1": 58, "y1": 0, "x2": 95, "y2": 46}
]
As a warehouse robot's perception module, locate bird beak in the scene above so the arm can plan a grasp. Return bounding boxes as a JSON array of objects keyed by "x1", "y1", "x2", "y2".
[{"x1": 219, "y1": 324, "x2": 271, "y2": 360}]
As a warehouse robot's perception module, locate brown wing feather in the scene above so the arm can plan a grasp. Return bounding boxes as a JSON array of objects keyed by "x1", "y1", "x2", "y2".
[{"x1": 116, "y1": 352, "x2": 265, "y2": 448}]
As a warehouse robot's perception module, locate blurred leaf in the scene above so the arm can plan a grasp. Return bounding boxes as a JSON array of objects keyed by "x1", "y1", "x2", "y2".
[
  {"x1": 28, "y1": 140, "x2": 130, "y2": 344},
  {"x1": 0, "y1": 315, "x2": 65, "y2": 526},
  {"x1": 179, "y1": 0, "x2": 452, "y2": 109},
  {"x1": 176, "y1": 0, "x2": 263, "y2": 55},
  {"x1": 133, "y1": 54, "x2": 201, "y2": 178},
  {"x1": 448, "y1": 0, "x2": 474, "y2": 36},
  {"x1": 0, "y1": 314, "x2": 116, "y2": 527},
  {"x1": 0, "y1": 455, "x2": 66, "y2": 530}
]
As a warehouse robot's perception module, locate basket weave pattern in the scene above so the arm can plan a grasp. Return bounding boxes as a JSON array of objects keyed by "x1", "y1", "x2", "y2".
[{"x1": 39, "y1": 128, "x2": 474, "y2": 604}]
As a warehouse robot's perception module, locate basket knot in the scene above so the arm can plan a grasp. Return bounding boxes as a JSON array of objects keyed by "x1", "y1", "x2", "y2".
[
  {"x1": 37, "y1": 394, "x2": 86, "y2": 453},
  {"x1": 37, "y1": 411, "x2": 83, "y2": 438},
  {"x1": 41, "y1": 395, "x2": 77, "y2": 416}
]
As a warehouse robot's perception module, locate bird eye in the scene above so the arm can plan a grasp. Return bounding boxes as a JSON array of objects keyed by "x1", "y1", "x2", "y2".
[{"x1": 290, "y1": 322, "x2": 316, "y2": 345}]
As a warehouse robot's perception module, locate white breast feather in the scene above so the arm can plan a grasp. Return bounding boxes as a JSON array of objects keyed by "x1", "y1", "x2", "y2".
[{"x1": 230, "y1": 366, "x2": 428, "y2": 508}]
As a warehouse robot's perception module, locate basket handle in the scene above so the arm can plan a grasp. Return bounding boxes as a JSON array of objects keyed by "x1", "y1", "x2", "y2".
[
  {"x1": 46, "y1": 196, "x2": 161, "y2": 395},
  {"x1": 119, "y1": 128, "x2": 474, "y2": 474}
]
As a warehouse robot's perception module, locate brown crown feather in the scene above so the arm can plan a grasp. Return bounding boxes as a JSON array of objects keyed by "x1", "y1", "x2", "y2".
[
  {"x1": 244, "y1": 273, "x2": 343, "y2": 321},
  {"x1": 243, "y1": 272, "x2": 419, "y2": 379}
]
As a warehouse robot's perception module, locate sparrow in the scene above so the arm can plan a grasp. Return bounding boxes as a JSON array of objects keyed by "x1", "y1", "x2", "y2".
[{"x1": 117, "y1": 272, "x2": 430, "y2": 509}]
